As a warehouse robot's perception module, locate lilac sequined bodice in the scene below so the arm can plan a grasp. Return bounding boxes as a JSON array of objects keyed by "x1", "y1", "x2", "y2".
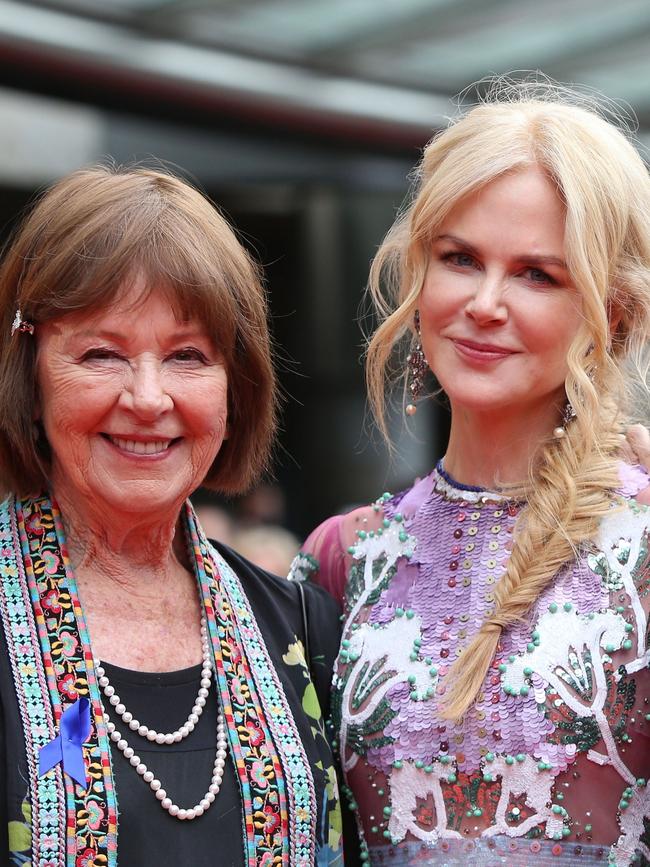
[
  {"x1": 374, "y1": 465, "x2": 595, "y2": 776},
  {"x1": 299, "y1": 463, "x2": 650, "y2": 866}
]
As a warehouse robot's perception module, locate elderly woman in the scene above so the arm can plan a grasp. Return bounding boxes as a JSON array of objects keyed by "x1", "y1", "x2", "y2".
[
  {"x1": 295, "y1": 85, "x2": 650, "y2": 865},
  {"x1": 0, "y1": 167, "x2": 343, "y2": 866}
]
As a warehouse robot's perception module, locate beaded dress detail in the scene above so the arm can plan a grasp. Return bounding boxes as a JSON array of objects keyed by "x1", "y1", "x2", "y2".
[{"x1": 295, "y1": 463, "x2": 650, "y2": 866}]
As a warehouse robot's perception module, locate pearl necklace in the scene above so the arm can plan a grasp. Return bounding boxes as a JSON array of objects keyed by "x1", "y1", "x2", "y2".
[{"x1": 95, "y1": 616, "x2": 228, "y2": 821}]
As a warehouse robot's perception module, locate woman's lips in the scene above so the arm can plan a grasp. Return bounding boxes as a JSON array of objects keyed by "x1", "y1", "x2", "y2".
[
  {"x1": 452, "y1": 339, "x2": 517, "y2": 361},
  {"x1": 101, "y1": 434, "x2": 180, "y2": 458}
]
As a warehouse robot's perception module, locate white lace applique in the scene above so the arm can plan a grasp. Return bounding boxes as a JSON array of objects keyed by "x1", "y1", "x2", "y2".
[
  {"x1": 388, "y1": 760, "x2": 461, "y2": 844},
  {"x1": 482, "y1": 755, "x2": 565, "y2": 839},
  {"x1": 503, "y1": 607, "x2": 635, "y2": 783},
  {"x1": 343, "y1": 518, "x2": 415, "y2": 626},
  {"x1": 592, "y1": 507, "x2": 649, "y2": 675},
  {"x1": 287, "y1": 551, "x2": 318, "y2": 583},
  {"x1": 611, "y1": 784, "x2": 650, "y2": 865},
  {"x1": 338, "y1": 614, "x2": 433, "y2": 774}
]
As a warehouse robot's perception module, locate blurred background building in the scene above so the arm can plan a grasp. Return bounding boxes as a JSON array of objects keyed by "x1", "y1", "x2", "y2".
[{"x1": 0, "y1": 0, "x2": 648, "y2": 556}]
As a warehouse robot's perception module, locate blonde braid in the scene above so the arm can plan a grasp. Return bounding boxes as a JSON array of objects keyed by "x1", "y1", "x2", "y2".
[{"x1": 441, "y1": 401, "x2": 621, "y2": 720}]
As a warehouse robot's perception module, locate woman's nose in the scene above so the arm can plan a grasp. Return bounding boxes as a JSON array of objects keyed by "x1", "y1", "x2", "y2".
[
  {"x1": 464, "y1": 274, "x2": 508, "y2": 325},
  {"x1": 120, "y1": 359, "x2": 173, "y2": 419}
]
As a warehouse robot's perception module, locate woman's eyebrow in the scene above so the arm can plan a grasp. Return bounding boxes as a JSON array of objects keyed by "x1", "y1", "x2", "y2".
[
  {"x1": 433, "y1": 233, "x2": 478, "y2": 254},
  {"x1": 516, "y1": 254, "x2": 568, "y2": 269},
  {"x1": 435, "y1": 234, "x2": 567, "y2": 269}
]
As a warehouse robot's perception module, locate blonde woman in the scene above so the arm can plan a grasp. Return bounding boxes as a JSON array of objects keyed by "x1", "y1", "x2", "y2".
[{"x1": 294, "y1": 86, "x2": 650, "y2": 865}]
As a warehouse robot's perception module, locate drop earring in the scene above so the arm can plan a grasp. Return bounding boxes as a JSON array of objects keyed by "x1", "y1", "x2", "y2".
[
  {"x1": 405, "y1": 310, "x2": 427, "y2": 416},
  {"x1": 553, "y1": 400, "x2": 576, "y2": 439}
]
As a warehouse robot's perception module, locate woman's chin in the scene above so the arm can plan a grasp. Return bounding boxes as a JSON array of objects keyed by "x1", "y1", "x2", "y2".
[{"x1": 85, "y1": 478, "x2": 191, "y2": 518}]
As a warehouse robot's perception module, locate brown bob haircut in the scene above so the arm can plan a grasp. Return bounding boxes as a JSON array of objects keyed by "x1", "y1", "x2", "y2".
[{"x1": 0, "y1": 165, "x2": 277, "y2": 496}]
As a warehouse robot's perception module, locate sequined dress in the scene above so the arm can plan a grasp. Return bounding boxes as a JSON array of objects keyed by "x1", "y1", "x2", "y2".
[{"x1": 292, "y1": 462, "x2": 650, "y2": 866}]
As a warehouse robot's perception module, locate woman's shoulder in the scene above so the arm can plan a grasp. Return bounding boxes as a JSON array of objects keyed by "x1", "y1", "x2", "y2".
[{"x1": 290, "y1": 485, "x2": 418, "y2": 602}]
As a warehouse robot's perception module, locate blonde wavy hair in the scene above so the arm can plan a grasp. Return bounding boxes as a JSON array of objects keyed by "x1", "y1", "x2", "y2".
[{"x1": 366, "y1": 80, "x2": 650, "y2": 720}]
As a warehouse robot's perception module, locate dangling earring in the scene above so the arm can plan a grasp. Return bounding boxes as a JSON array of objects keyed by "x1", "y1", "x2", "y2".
[
  {"x1": 405, "y1": 310, "x2": 427, "y2": 416},
  {"x1": 554, "y1": 354, "x2": 596, "y2": 439},
  {"x1": 553, "y1": 400, "x2": 576, "y2": 439}
]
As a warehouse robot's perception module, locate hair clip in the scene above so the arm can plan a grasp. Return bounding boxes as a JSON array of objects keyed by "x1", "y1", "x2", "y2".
[{"x1": 11, "y1": 308, "x2": 34, "y2": 336}]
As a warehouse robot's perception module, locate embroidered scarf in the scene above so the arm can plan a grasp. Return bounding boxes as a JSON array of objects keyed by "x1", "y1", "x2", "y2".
[{"x1": 0, "y1": 493, "x2": 317, "y2": 866}]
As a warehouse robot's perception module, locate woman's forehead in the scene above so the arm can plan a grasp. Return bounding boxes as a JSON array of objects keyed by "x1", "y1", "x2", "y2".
[{"x1": 40, "y1": 285, "x2": 200, "y2": 341}]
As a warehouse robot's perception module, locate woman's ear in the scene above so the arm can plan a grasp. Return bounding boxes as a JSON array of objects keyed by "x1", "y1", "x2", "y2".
[{"x1": 606, "y1": 299, "x2": 624, "y2": 350}]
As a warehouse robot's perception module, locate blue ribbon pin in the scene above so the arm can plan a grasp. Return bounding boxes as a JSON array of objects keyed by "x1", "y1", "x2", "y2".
[{"x1": 39, "y1": 697, "x2": 92, "y2": 787}]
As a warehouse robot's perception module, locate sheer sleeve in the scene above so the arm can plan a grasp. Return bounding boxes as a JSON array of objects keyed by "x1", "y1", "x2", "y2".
[
  {"x1": 297, "y1": 515, "x2": 349, "y2": 603},
  {"x1": 292, "y1": 506, "x2": 383, "y2": 605}
]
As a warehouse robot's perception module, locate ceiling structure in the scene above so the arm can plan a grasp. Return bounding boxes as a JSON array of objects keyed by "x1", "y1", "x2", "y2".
[{"x1": 1, "y1": 0, "x2": 649, "y2": 148}]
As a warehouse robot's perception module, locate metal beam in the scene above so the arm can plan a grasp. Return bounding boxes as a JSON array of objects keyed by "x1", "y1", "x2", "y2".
[{"x1": 0, "y1": 0, "x2": 451, "y2": 141}]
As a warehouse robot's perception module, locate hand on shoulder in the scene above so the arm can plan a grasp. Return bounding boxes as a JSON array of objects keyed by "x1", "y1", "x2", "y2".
[{"x1": 622, "y1": 424, "x2": 650, "y2": 504}]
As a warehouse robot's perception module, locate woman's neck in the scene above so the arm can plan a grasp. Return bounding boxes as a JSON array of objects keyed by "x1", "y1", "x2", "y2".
[
  {"x1": 51, "y1": 482, "x2": 189, "y2": 587},
  {"x1": 443, "y1": 400, "x2": 561, "y2": 489}
]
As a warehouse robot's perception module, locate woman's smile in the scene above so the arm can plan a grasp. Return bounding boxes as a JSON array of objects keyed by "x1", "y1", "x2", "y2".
[
  {"x1": 450, "y1": 338, "x2": 518, "y2": 363},
  {"x1": 101, "y1": 433, "x2": 181, "y2": 458}
]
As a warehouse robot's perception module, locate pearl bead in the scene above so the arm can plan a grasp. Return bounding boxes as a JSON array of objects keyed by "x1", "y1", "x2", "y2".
[
  {"x1": 93, "y1": 615, "x2": 223, "y2": 822},
  {"x1": 553, "y1": 426, "x2": 565, "y2": 438}
]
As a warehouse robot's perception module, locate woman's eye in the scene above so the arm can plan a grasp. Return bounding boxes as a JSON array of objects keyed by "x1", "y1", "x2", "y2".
[
  {"x1": 80, "y1": 348, "x2": 121, "y2": 361},
  {"x1": 171, "y1": 348, "x2": 207, "y2": 363},
  {"x1": 443, "y1": 251, "x2": 476, "y2": 268},
  {"x1": 525, "y1": 268, "x2": 555, "y2": 286}
]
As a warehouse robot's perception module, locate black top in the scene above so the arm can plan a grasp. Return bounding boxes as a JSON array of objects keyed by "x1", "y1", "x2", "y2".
[
  {"x1": 1, "y1": 541, "x2": 347, "y2": 867},
  {"x1": 100, "y1": 661, "x2": 243, "y2": 867}
]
